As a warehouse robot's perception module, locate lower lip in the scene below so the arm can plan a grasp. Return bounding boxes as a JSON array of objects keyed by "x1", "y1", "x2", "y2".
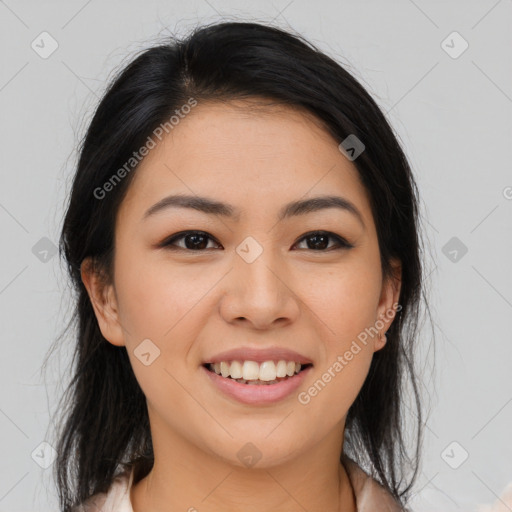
[{"x1": 202, "y1": 365, "x2": 313, "y2": 405}]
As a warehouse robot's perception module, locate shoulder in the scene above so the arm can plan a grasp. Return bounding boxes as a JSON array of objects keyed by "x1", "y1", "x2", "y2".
[
  {"x1": 342, "y1": 454, "x2": 408, "y2": 512},
  {"x1": 72, "y1": 468, "x2": 134, "y2": 512}
]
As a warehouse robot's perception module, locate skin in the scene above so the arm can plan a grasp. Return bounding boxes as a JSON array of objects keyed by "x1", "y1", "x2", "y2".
[{"x1": 81, "y1": 99, "x2": 401, "y2": 512}]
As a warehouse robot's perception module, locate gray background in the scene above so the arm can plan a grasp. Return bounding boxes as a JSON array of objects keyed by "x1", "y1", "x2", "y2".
[{"x1": 1, "y1": 1, "x2": 511, "y2": 511}]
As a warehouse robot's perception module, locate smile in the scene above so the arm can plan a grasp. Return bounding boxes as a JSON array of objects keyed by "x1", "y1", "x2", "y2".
[
  {"x1": 205, "y1": 360, "x2": 312, "y2": 384},
  {"x1": 202, "y1": 362, "x2": 313, "y2": 405}
]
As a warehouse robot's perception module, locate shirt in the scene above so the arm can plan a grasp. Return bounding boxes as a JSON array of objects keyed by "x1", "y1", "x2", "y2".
[{"x1": 75, "y1": 455, "x2": 405, "y2": 511}]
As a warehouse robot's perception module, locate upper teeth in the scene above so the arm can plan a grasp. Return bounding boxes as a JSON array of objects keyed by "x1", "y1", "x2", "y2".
[{"x1": 209, "y1": 360, "x2": 303, "y2": 381}]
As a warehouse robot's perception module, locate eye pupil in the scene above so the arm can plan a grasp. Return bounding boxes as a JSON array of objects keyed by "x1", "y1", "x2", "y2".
[
  {"x1": 185, "y1": 233, "x2": 208, "y2": 250},
  {"x1": 308, "y1": 234, "x2": 329, "y2": 250}
]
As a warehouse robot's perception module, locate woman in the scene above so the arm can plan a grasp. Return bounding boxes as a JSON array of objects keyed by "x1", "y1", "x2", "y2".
[{"x1": 51, "y1": 20, "x2": 427, "y2": 512}]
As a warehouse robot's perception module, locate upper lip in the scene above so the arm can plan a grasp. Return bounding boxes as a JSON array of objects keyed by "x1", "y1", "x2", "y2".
[{"x1": 203, "y1": 346, "x2": 314, "y2": 365}]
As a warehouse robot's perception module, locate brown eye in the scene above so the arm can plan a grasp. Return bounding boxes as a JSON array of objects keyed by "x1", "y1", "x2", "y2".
[
  {"x1": 293, "y1": 231, "x2": 353, "y2": 251},
  {"x1": 161, "y1": 231, "x2": 221, "y2": 251}
]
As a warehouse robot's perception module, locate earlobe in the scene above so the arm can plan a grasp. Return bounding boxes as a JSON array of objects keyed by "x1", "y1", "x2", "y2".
[{"x1": 80, "y1": 257, "x2": 126, "y2": 347}]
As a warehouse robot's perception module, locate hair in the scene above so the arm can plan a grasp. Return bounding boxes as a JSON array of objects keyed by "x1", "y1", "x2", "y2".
[{"x1": 46, "y1": 20, "x2": 431, "y2": 512}]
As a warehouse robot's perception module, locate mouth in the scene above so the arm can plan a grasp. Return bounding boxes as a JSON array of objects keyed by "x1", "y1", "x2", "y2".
[
  {"x1": 201, "y1": 360, "x2": 314, "y2": 405},
  {"x1": 202, "y1": 361, "x2": 314, "y2": 386}
]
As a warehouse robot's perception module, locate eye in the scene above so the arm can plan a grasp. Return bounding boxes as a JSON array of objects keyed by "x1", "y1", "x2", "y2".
[
  {"x1": 159, "y1": 230, "x2": 353, "y2": 252},
  {"x1": 160, "y1": 230, "x2": 221, "y2": 251},
  {"x1": 293, "y1": 231, "x2": 353, "y2": 251}
]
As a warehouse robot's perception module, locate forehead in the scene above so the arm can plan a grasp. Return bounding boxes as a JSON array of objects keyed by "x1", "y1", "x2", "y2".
[{"x1": 119, "y1": 100, "x2": 373, "y2": 226}]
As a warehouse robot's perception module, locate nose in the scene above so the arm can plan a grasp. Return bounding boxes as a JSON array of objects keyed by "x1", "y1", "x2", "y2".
[{"x1": 219, "y1": 248, "x2": 300, "y2": 330}]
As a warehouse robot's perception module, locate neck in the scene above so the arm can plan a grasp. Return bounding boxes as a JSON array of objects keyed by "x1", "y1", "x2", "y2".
[{"x1": 130, "y1": 415, "x2": 357, "y2": 512}]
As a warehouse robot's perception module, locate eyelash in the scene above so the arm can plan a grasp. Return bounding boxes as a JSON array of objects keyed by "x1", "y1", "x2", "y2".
[{"x1": 159, "y1": 230, "x2": 354, "y2": 252}]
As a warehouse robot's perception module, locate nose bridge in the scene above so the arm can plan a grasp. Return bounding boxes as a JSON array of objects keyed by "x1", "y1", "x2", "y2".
[
  {"x1": 220, "y1": 234, "x2": 298, "y2": 327},
  {"x1": 234, "y1": 234, "x2": 284, "y2": 298}
]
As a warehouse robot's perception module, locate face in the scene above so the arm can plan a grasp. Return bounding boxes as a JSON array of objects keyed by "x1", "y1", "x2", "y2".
[{"x1": 82, "y1": 100, "x2": 401, "y2": 470}]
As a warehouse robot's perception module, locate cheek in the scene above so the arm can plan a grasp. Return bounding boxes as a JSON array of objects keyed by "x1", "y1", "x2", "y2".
[
  {"x1": 299, "y1": 259, "x2": 380, "y2": 405},
  {"x1": 113, "y1": 257, "x2": 226, "y2": 408},
  {"x1": 302, "y1": 260, "x2": 381, "y2": 339},
  {"x1": 115, "y1": 257, "x2": 211, "y2": 414},
  {"x1": 115, "y1": 253, "x2": 217, "y2": 344},
  {"x1": 316, "y1": 354, "x2": 372, "y2": 416}
]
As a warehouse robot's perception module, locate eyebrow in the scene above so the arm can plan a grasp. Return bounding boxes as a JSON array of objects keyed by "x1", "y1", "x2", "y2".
[{"x1": 143, "y1": 194, "x2": 365, "y2": 228}]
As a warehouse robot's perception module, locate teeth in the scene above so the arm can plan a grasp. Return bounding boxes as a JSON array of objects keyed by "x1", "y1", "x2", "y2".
[
  {"x1": 242, "y1": 361, "x2": 260, "y2": 380},
  {"x1": 230, "y1": 360, "x2": 243, "y2": 379},
  {"x1": 259, "y1": 361, "x2": 276, "y2": 381},
  {"x1": 276, "y1": 360, "x2": 287, "y2": 378},
  {"x1": 209, "y1": 359, "x2": 306, "y2": 381},
  {"x1": 220, "y1": 362, "x2": 230, "y2": 378}
]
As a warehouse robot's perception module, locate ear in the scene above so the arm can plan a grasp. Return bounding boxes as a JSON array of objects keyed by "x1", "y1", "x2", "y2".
[
  {"x1": 374, "y1": 257, "x2": 402, "y2": 352},
  {"x1": 80, "y1": 257, "x2": 126, "y2": 347}
]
